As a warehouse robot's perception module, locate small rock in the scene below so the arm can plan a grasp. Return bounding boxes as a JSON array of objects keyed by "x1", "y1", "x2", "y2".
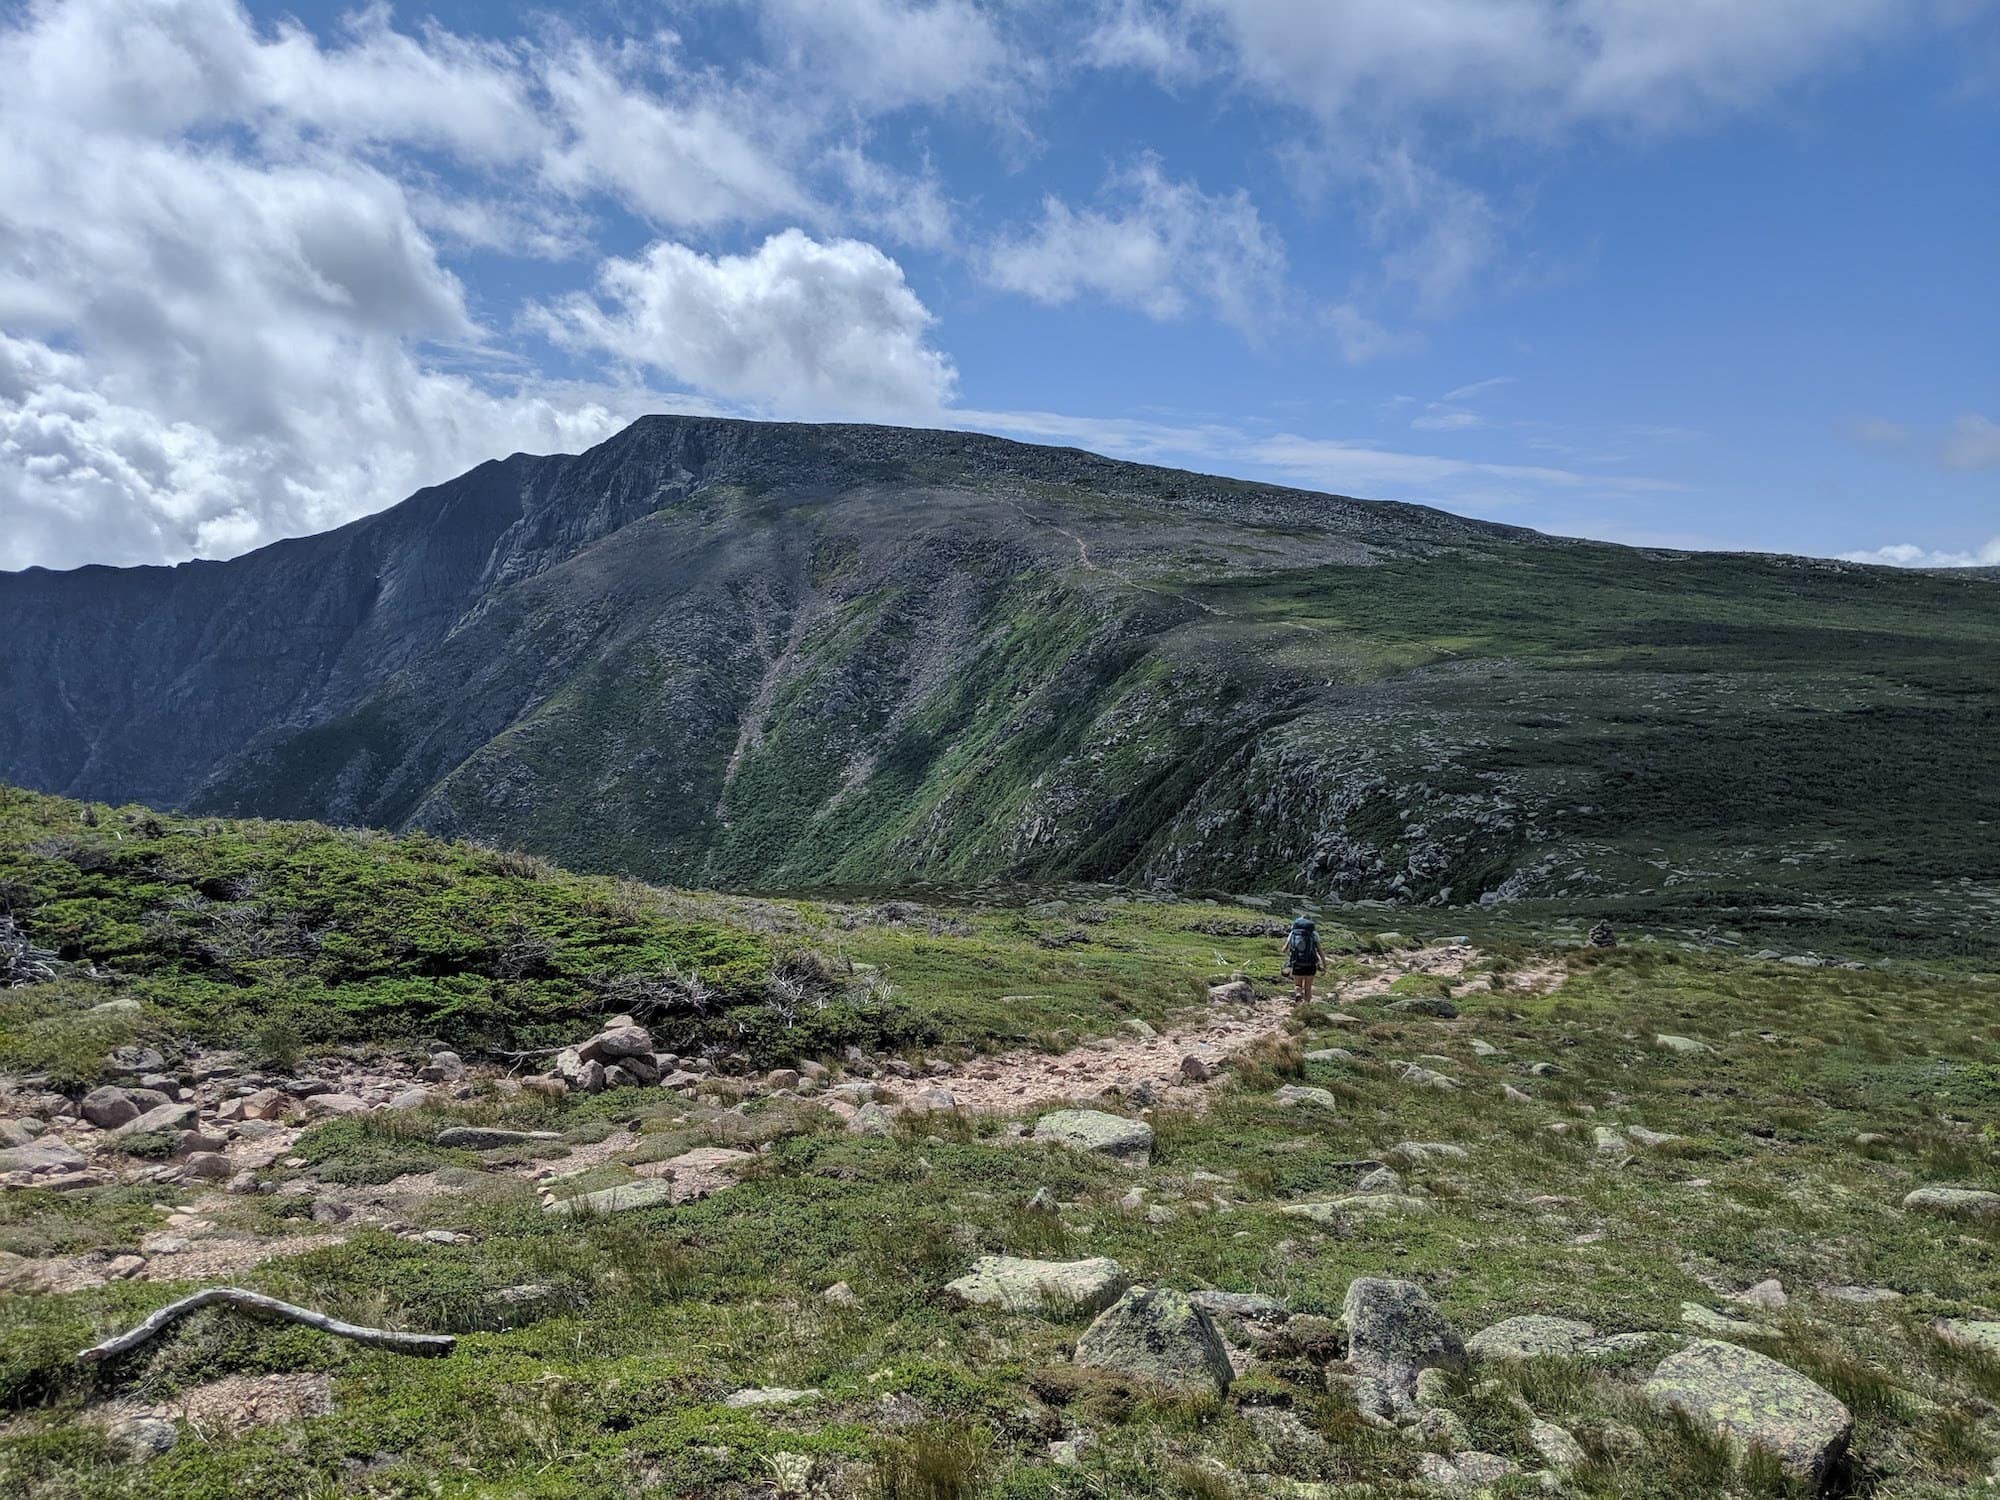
[
  {"x1": 1902, "y1": 1186, "x2": 2000, "y2": 1222},
  {"x1": 847, "y1": 1102, "x2": 895, "y2": 1136},
  {"x1": 1655, "y1": 1034, "x2": 1708, "y2": 1055},
  {"x1": 1416, "y1": 1451, "x2": 1514, "y2": 1496},
  {"x1": 579, "y1": 1024, "x2": 655, "y2": 1063},
  {"x1": 1530, "y1": 1419, "x2": 1585, "y2": 1470},
  {"x1": 1354, "y1": 1166, "x2": 1403, "y2": 1196},
  {"x1": 723, "y1": 1387, "x2": 818, "y2": 1409},
  {"x1": 417, "y1": 1051, "x2": 464, "y2": 1083},
  {"x1": 302, "y1": 1093, "x2": 368, "y2": 1118},
  {"x1": 544, "y1": 1179, "x2": 678, "y2": 1216},
  {"x1": 435, "y1": 1127, "x2": 562, "y2": 1150},
  {"x1": 105, "y1": 1415, "x2": 177, "y2": 1463},
  {"x1": 180, "y1": 1151, "x2": 232, "y2": 1181},
  {"x1": 1390, "y1": 1141, "x2": 1468, "y2": 1163},
  {"x1": 1387, "y1": 996, "x2": 1460, "y2": 1019},
  {"x1": 765, "y1": 1068, "x2": 801, "y2": 1090},
  {"x1": 1681, "y1": 1302, "x2": 1765, "y2": 1338},
  {"x1": 823, "y1": 1281, "x2": 857, "y2": 1307},
  {"x1": 1396, "y1": 1064, "x2": 1460, "y2": 1091},
  {"x1": 1178, "y1": 1055, "x2": 1211, "y2": 1082},
  {"x1": 1208, "y1": 979, "x2": 1255, "y2": 1004},
  {"x1": 1732, "y1": 1279, "x2": 1788, "y2": 1311}
]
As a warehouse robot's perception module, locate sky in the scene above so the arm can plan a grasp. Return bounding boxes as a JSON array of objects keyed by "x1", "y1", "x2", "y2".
[{"x1": 0, "y1": 0, "x2": 1995, "y2": 573}]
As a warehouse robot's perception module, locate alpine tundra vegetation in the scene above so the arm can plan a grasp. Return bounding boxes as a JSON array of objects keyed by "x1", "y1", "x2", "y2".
[{"x1": 0, "y1": 423, "x2": 1996, "y2": 1499}]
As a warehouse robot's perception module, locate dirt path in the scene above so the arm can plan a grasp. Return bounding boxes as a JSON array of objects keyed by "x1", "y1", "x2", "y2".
[{"x1": 934, "y1": 943, "x2": 1552, "y2": 1114}]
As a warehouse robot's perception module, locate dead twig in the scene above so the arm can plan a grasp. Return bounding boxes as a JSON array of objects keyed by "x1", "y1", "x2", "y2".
[{"x1": 77, "y1": 1287, "x2": 455, "y2": 1364}]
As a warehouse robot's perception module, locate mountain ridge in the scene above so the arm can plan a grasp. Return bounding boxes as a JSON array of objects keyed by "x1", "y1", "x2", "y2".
[{"x1": 5, "y1": 415, "x2": 1998, "y2": 955}]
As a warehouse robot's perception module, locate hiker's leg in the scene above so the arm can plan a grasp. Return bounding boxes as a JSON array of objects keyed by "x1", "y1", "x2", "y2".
[{"x1": 1301, "y1": 972, "x2": 1314, "y2": 1004}]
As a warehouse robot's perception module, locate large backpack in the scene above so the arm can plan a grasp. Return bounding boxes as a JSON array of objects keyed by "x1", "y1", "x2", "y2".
[{"x1": 1286, "y1": 923, "x2": 1319, "y2": 968}]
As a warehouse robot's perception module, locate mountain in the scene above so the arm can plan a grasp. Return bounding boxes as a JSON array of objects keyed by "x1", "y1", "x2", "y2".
[{"x1": 4, "y1": 415, "x2": 1997, "y2": 953}]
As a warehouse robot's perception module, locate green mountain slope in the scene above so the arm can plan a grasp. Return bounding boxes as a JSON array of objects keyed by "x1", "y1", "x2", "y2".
[{"x1": 4, "y1": 418, "x2": 1996, "y2": 955}]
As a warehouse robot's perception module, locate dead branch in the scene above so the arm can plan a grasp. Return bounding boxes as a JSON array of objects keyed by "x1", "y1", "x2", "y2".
[{"x1": 76, "y1": 1287, "x2": 456, "y2": 1364}]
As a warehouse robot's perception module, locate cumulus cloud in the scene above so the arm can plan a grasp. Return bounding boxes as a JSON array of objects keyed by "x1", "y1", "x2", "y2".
[
  {"x1": 745, "y1": 0, "x2": 1027, "y2": 114},
  {"x1": 538, "y1": 230, "x2": 957, "y2": 419},
  {"x1": 0, "y1": 0, "x2": 968, "y2": 569},
  {"x1": 1837, "y1": 536, "x2": 2000, "y2": 568},
  {"x1": 983, "y1": 159, "x2": 1288, "y2": 334}
]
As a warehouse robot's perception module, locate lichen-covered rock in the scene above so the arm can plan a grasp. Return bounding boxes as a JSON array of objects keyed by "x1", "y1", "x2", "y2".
[
  {"x1": 945, "y1": 1255, "x2": 1128, "y2": 1313},
  {"x1": 1903, "y1": 1187, "x2": 2000, "y2": 1222},
  {"x1": 1343, "y1": 1278, "x2": 1464, "y2": 1397},
  {"x1": 435, "y1": 1127, "x2": 563, "y2": 1150},
  {"x1": 1188, "y1": 1290, "x2": 1290, "y2": 1344},
  {"x1": 1465, "y1": 1315, "x2": 1598, "y2": 1361},
  {"x1": 1530, "y1": 1419, "x2": 1585, "y2": 1469},
  {"x1": 1074, "y1": 1287, "x2": 1234, "y2": 1395},
  {"x1": 1416, "y1": 1451, "x2": 1515, "y2": 1495},
  {"x1": 1933, "y1": 1319, "x2": 2000, "y2": 1356},
  {"x1": 1032, "y1": 1109, "x2": 1153, "y2": 1164},
  {"x1": 543, "y1": 1179, "x2": 678, "y2": 1216},
  {"x1": 1644, "y1": 1339, "x2": 1851, "y2": 1485},
  {"x1": 1273, "y1": 1085, "x2": 1343, "y2": 1111}
]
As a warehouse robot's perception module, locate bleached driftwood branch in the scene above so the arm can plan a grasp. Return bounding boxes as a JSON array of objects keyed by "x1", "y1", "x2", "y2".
[{"x1": 76, "y1": 1287, "x2": 456, "y2": 1364}]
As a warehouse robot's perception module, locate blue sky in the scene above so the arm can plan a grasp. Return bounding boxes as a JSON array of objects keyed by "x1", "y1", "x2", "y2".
[{"x1": 1, "y1": 0, "x2": 1994, "y2": 570}]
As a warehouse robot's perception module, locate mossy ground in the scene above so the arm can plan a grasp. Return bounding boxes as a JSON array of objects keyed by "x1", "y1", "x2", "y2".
[{"x1": 3, "y1": 859, "x2": 1996, "y2": 1497}]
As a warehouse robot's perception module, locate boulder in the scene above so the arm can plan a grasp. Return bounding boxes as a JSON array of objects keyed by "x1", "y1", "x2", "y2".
[
  {"x1": 180, "y1": 1151, "x2": 232, "y2": 1181},
  {"x1": 109, "y1": 1102, "x2": 197, "y2": 1139},
  {"x1": 0, "y1": 1120, "x2": 38, "y2": 1147},
  {"x1": 1530, "y1": 1420, "x2": 1586, "y2": 1470},
  {"x1": 1074, "y1": 1287, "x2": 1234, "y2": 1395},
  {"x1": 0, "y1": 1140, "x2": 86, "y2": 1174},
  {"x1": 417, "y1": 1051, "x2": 464, "y2": 1083},
  {"x1": 1465, "y1": 1315, "x2": 1598, "y2": 1362},
  {"x1": 105, "y1": 1045, "x2": 167, "y2": 1076},
  {"x1": 302, "y1": 1093, "x2": 369, "y2": 1118},
  {"x1": 1032, "y1": 1109, "x2": 1153, "y2": 1164},
  {"x1": 945, "y1": 1255, "x2": 1129, "y2": 1314},
  {"x1": 846, "y1": 1102, "x2": 895, "y2": 1136},
  {"x1": 579, "y1": 1025, "x2": 654, "y2": 1063},
  {"x1": 1208, "y1": 979, "x2": 1255, "y2": 1004},
  {"x1": 1343, "y1": 1278, "x2": 1464, "y2": 1398},
  {"x1": 1903, "y1": 1186, "x2": 2000, "y2": 1222},
  {"x1": 1644, "y1": 1339, "x2": 1851, "y2": 1486},
  {"x1": 80, "y1": 1086, "x2": 140, "y2": 1129}
]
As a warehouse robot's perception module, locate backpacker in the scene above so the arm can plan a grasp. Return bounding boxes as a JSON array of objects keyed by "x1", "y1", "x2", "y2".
[{"x1": 1285, "y1": 921, "x2": 1320, "y2": 971}]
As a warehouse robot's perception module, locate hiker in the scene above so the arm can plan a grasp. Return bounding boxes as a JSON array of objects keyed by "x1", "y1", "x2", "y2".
[{"x1": 1282, "y1": 916, "x2": 1322, "y2": 1003}]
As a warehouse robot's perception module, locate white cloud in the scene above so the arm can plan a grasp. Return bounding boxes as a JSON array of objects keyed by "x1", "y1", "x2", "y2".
[
  {"x1": 0, "y1": 0, "x2": 969, "y2": 569},
  {"x1": 1443, "y1": 376, "x2": 1515, "y2": 402},
  {"x1": 983, "y1": 159, "x2": 1288, "y2": 334},
  {"x1": 826, "y1": 145, "x2": 957, "y2": 250},
  {"x1": 538, "y1": 230, "x2": 957, "y2": 419},
  {"x1": 1837, "y1": 536, "x2": 2000, "y2": 568},
  {"x1": 1183, "y1": 0, "x2": 1932, "y2": 135},
  {"x1": 746, "y1": 0, "x2": 1026, "y2": 114},
  {"x1": 1940, "y1": 412, "x2": 2000, "y2": 471},
  {"x1": 1083, "y1": 0, "x2": 1204, "y2": 84}
]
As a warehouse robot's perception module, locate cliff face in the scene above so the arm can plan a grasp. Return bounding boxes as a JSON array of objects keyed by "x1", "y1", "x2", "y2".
[{"x1": 6, "y1": 414, "x2": 1996, "y2": 921}]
